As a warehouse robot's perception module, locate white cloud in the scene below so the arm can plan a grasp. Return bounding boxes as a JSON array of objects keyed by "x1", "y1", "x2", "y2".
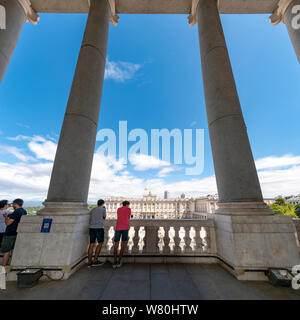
[
  {"x1": 157, "y1": 167, "x2": 178, "y2": 177},
  {"x1": 258, "y1": 166, "x2": 300, "y2": 197},
  {"x1": 0, "y1": 134, "x2": 300, "y2": 202},
  {"x1": 129, "y1": 153, "x2": 170, "y2": 171},
  {"x1": 0, "y1": 145, "x2": 35, "y2": 162},
  {"x1": 28, "y1": 136, "x2": 57, "y2": 161},
  {"x1": 255, "y1": 154, "x2": 300, "y2": 170},
  {"x1": 7, "y1": 135, "x2": 31, "y2": 141},
  {"x1": 0, "y1": 161, "x2": 51, "y2": 201},
  {"x1": 105, "y1": 59, "x2": 141, "y2": 82}
]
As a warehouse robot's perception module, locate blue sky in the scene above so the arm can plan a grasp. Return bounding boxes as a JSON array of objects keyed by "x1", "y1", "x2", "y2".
[{"x1": 0, "y1": 12, "x2": 300, "y2": 202}]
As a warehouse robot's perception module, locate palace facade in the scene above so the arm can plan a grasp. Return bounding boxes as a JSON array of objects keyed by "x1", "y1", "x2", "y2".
[{"x1": 104, "y1": 192, "x2": 218, "y2": 219}]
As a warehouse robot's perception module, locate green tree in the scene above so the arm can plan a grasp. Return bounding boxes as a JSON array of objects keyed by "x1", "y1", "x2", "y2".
[
  {"x1": 295, "y1": 204, "x2": 300, "y2": 218},
  {"x1": 270, "y1": 201, "x2": 297, "y2": 218},
  {"x1": 275, "y1": 197, "x2": 285, "y2": 206}
]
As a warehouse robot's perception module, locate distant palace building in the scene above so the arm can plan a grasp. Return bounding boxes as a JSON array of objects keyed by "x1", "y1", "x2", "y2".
[
  {"x1": 285, "y1": 194, "x2": 300, "y2": 205},
  {"x1": 104, "y1": 191, "x2": 219, "y2": 219}
]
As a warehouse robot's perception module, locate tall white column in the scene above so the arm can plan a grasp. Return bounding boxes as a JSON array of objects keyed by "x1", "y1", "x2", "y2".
[
  {"x1": 0, "y1": 0, "x2": 38, "y2": 83},
  {"x1": 40, "y1": 0, "x2": 111, "y2": 215},
  {"x1": 189, "y1": 1, "x2": 300, "y2": 281},
  {"x1": 195, "y1": 0, "x2": 271, "y2": 215},
  {"x1": 270, "y1": 0, "x2": 300, "y2": 63},
  {"x1": 10, "y1": 0, "x2": 116, "y2": 279}
]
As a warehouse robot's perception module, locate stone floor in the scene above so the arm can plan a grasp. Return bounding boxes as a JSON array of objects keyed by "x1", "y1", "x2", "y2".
[{"x1": 1, "y1": 263, "x2": 300, "y2": 300}]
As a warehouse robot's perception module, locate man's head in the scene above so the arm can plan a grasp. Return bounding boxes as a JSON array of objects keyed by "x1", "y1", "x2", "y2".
[
  {"x1": 0, "y1": 200, "x2": 9, "y2": 210},
  {"x1": 122, "y1": 200, "x2": 130, "y2": 207},
  {"x1": 97, "y1": 199, "x2": 105, "y2": 207},
  {"x1": 13, "y1": 198, "x2": 24, "y2": 209}
]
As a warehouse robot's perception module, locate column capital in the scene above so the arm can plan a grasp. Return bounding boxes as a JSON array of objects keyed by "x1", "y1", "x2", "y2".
[
  {"x1": 269, "y1": 0, "x2": 294, "y2": 25},
  {"x1": 188, "y1": 0, "x2": 220, "y2": 26},
  {"x1": 18, "y1": 0, "x2": 39, "y2": 24},
  {"x1": 188, "y1": 0, "x2": 200, "y2": 26},
  {"x1": 107, "y1": 0, "x2": 119, "y2": 26},
  {"x1": 88, "y1": 0, "x2": 119, "y2": 26}
]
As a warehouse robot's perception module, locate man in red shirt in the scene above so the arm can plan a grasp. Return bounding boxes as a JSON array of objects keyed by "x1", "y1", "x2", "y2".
[{"x1": 113, "y1": 201, "x2": 131, "y2": 269}]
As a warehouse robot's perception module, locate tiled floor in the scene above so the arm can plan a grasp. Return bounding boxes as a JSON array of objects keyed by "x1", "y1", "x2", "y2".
[{"x1": 1, "y1": 263, "x2": 300, "y2": 300}]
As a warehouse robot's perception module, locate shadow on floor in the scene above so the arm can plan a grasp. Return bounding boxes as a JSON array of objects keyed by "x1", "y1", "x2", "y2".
[{"x1": 0, "y1": 263, "x2": 300, "y2": 300}]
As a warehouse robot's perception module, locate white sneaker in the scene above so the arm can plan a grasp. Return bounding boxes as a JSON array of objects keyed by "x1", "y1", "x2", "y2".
[
  {"x1": 116, "y1": 261, "x2": 123, "y2": 268},
  {"x1": 112, "y1": 264, "x2": 117, "y2": 269}
]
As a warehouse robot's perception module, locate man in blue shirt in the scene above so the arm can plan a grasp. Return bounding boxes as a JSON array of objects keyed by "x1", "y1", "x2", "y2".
[{"x1": 1, "y1": 199, "x2": 27, "y2": 266}]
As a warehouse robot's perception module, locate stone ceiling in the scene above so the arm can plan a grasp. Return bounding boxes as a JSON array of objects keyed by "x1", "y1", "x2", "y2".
[{"x1": 30, "y1": 0, "x2": 278, "y2": 14}]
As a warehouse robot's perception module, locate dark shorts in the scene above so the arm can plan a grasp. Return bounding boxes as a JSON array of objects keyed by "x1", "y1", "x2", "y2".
[
  {"x1": 89, "y1": 228, "x2": 104, "y2": 244},
  {"x1": 1, "y1": 235, "x2": 17, "y2": 253},
  {"x1": 0, "y1": 233, "x2": 4, "y2": 249},
  {"x1": 114, "y1": 230, "x2": 129, "y2": 242}
]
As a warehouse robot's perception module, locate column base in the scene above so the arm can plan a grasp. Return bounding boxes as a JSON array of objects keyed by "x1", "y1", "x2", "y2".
[
  {"x1": 8, "y1": 209, "x2": 90, "y2": 281},
  {"x1": 216, "y1": 201, "x2": 274, "y2": 216},
  {"x1": 38, "y1": 201, "x2": 90, "y2": 216},
  {"x1": 214, "y1": 213, "x2": 300, "y2": 280}
]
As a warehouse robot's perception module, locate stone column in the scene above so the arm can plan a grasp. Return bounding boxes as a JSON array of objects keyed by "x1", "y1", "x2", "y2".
[
  {"x1": 270, "y1": 0, "x2": 300, "y2": 63},
  {"x1": 40, "y1": 0, "x2": 110, "y2": 215},
  {"x1": 195, "y1": 0, "x2": 271, "y2": 215},
  {"x1": 190, "y1": 0, "x2": 300, "y2": 281},
  {"x1": 9, "y1": 0, "x2": 113, "y2": 280},
  {"x1": 0, "y1": 0, "x2": 38, "y2": 83}
]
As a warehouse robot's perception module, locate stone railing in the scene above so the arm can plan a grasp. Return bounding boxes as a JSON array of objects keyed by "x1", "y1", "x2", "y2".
[
  {"x1": 100, "y1": 218, "x2": 217, "y2": 261},
  {"x1": 293, "y1": 219, "x2": 300, "y2": 249}
]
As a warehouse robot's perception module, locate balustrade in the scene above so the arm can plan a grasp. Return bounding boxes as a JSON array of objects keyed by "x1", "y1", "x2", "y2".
[{"x1": 99, "y1": 219, "x2": 216, "y2": 257}]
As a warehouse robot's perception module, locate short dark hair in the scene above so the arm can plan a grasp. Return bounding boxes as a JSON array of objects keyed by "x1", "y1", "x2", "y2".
[
  {"x1": 0, "y1": 200, "x2": 8, "y2": 209},
  {"x1": 97, "y1": 199, "x2": 105, "y2": 206},
  {"x1": 122, "y1": 201, "x2": 130, "y2": 206},
  {"x1": 13, "y1": 198, "x2": 24, "y2": 207}
]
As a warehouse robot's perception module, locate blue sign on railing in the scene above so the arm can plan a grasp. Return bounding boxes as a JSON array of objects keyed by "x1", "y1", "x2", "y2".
[{"x1": 41, "y1": 218, "x2": 52, "y2": 233}]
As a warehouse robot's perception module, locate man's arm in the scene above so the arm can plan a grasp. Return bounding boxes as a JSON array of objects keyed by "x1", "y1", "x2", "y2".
[{"x1": 3, "y1": 214, "x2": 14, "y2": 226}]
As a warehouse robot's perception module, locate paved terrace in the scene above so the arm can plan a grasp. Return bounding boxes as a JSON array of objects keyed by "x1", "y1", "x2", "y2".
[{"x1": 1, "y1": 263, "x2": 300, "y2": 300}]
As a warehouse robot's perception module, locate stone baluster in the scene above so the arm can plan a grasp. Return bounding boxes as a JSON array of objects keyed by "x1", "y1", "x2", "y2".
[
  {"x1": 194, "y1": 227, "x2": 204, "y2": 254},
  {"x1": 201, "y1": 226, "x2": 209, "y2": 252},
  {"x1": 173, "y1": 226, "x2": 181, "y2": 254},
  {"x1": 132, "y1": 226, "x2": 140, "y2": 254},
  {"x1": 157, "y1": 227, "x2": 164, "y2": 253},
  {"x1": 184, "y1": 226, "x2": 193, "y2": 254},
  {"x1": 164, "y1": 227, "x2": 172, "y2": 254}
]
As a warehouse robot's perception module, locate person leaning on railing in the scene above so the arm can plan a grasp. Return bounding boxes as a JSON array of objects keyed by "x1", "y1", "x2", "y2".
[
  {"x1": 0, "y1": 200, "x2": 12, "y2": 250},
  {"x1": 113, "y1": 200, "x2": 131, "y2": 269},
  {"x1": 1, "y1": 199, "x2": 27, "y2": 266}
]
